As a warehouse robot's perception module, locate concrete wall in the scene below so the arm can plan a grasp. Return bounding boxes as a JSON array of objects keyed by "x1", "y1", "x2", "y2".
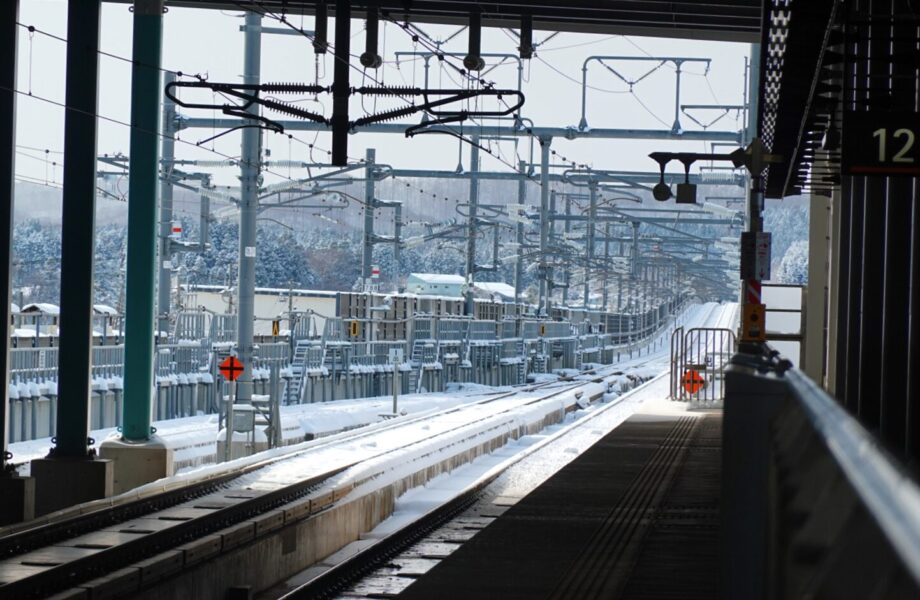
[{"x1": 191, "y1": 290, "x2": 337, "y2": 336}]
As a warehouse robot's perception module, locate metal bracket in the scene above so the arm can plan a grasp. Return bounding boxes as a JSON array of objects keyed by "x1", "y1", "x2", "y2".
[{"x1": 165, "y1": 80, "x2": 524, "y2": 144}]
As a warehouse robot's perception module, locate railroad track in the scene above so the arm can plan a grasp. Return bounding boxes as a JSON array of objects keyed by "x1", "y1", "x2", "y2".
[
  {"x1": 276, "y1": 371, "x2": 673, "y2": 600},
  {"x1": 280, "y1": 303, "x2": 733, "y2": 599},
  {"x1": 0, "y1": 369, "x2": 620, "y2": 598},
  {"x1": 0, "y1": 304, "x2": 719, "y2": 599}
]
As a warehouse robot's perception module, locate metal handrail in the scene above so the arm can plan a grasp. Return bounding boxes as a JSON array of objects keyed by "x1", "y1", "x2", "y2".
[{"x1": 784, "y1": 367, "x2": 920, "y2": 583}]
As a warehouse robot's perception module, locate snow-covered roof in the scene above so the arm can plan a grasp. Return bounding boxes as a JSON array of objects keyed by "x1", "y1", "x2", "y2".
[
  {"x1": 21, "y1": 303, "x2": 60, "y2": 315},
  {"x1": 473, "y1": 282, "x2": 516, "y2": 298},
  {"x1": 407, "y1": 273, "x2": 465, "y2": 285},
  {"x1": 93, "y1": 304, "x2": 118, "y2": 316},
  {"x1": 11, "y1": 303, "x2": 19, "y2": 314},
  {"x1": 189, "y1": 284, "x2": 338, "y2": 298}
]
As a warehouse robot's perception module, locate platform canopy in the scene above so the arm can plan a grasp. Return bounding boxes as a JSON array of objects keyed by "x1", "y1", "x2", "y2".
[{"x1": 124, "y1": 1, "x2": 763, "y2": 42}]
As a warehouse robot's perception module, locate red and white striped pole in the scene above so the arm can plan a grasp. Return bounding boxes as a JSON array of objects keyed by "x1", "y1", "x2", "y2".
[{"x1": 740, "y1": 140, "x2": 769, "y2": 346}]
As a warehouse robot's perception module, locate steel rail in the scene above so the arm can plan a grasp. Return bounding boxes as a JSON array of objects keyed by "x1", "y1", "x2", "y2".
[
  {"x1": 0, "y1": 384, "x2": 544, "y2": 557},
  {"x1": 282, "y1": 370, "x2": 674, "y2": 599},
  {"x1": 2, "y1": 305, "x2": 695, "y2": 596},
  {"x1": 0, "y1": 374, "x2": 600, "y2": 597}
]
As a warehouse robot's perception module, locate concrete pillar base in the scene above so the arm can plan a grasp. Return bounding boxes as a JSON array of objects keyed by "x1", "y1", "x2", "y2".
[
  {"x1": 31, "y1": 457, "x2": 113, "y2": 517},
  {"x1": 0, "y1": 475, "x2": 36, "y2": 525},
  {"x1": 98, "y1": 435, "x2": 174, "y2": 495}
]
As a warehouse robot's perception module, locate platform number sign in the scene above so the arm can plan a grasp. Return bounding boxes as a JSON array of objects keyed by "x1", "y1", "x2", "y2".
[
  {"x1": 843, "y1": 111, "x2": 920, "y2": 176},
  {"x1": 220, "y1": 356, "x2": 244, "y2": 382}
]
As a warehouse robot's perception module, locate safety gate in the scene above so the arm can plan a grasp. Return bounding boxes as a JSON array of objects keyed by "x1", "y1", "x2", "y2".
[{"x1": 670, "y1": 327, "x2": 736, "y2": 407}]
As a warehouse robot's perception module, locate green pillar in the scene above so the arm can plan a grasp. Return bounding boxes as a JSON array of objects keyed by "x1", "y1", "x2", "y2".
[
  {"x1": 122, "y1": 0, "x2": 163, "y2": 441},
  {"x1": 54, "y1": 0, "x2": 101, "y2": 457}
]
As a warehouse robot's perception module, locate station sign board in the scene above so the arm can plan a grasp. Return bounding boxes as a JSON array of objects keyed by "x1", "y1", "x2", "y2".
[{"x1": 842, "y1": 111, "x2": 920, "y2": 176}]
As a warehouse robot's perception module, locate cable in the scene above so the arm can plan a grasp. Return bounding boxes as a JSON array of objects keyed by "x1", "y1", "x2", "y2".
[
  {"x1": 5, "y1": 85, "x2": 339, "y2": 191},
  {"x1": 16, "y1": 22, "x2": 207, "y2": 82}
]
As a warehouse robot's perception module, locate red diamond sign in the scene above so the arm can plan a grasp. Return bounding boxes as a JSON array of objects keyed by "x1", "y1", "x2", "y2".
[{"x1": 220, "y1": 356, "x2": 245, "y2": 382}]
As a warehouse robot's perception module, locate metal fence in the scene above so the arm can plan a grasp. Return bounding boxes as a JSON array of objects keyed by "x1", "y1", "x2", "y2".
[{"x1": 670, "y1": 327, "x2": 737, "y2": 407}]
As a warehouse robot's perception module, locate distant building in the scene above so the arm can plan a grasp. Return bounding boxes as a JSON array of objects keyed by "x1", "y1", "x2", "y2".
[
  {"x1": 405, "y1": 273, "x2": 466, "y2": 297},
  {"x1": 472, "y1": 281, "x2": 517, "y2": 303}
]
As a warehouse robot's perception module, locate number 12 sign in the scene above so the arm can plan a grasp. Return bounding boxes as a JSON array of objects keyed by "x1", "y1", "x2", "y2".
[{"x1": 843, "y1": 111, "x2": 920, "y2": 176}]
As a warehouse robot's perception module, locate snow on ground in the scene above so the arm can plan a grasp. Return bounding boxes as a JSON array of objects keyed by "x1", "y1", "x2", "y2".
[
  {"x1": 357, "y1": 302, "x2": 737, "y2": 551},
  {"x1": 9, "y1": 387, "x2": 507, "y2": 476},
  {"x1": 9, "y1": 302, "x2": 736, "y2": 482}
]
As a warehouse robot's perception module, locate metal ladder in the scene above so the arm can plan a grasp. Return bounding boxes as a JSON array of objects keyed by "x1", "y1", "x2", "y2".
[
  {"x1": 285, "y1": 340, "x2": 311, "y2": 404},
  {"x1": 516, "y1": 339, "x2": 528, "y2": 384},
  {"x1": 409, "y1": 338, "x2": 433, "y2": 393}
]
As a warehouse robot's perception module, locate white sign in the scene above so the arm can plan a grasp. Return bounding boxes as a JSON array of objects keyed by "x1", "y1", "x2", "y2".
[
  {"x1": 388, "y1": 348, "x2": 404, "y2": 364},
  {"x1": 244, "y1": 246, "x2": 256, "y2": 258},
  {"x1": 371, "y1": 265, "x2": 381, "y2": 279},
  {"x1": 754, "y1": 232, "x2": 771, "y2": 280}
]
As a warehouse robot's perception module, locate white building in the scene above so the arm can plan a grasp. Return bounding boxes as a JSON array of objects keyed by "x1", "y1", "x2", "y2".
[
  {"x1": 405, "y1": 273, "x2": 466, "y2": 297},
  {"x1": 472, "y1": 281, "x2": 517, "y2": 302}
]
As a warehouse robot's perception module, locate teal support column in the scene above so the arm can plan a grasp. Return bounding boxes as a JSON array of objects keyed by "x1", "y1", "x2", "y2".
[
  {"x1": 122, "y1": 0, "x2": 163, "y2": 441},
  {"x1": 54, "y1": 0, "x2": 102, "y2": 457}
]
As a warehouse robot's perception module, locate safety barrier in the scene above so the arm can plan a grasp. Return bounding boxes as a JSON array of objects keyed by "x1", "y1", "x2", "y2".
[
  {"x1": 669, "y1": 327, "x2": 736, "y2": 407},
  {"x1": 723, "y1": 349, "x2": 920, "y2": 599}
]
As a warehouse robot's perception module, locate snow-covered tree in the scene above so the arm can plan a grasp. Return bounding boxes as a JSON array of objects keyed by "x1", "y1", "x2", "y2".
[{"x1": 774, "y1": 240, "x2": 809, "y2": 285}]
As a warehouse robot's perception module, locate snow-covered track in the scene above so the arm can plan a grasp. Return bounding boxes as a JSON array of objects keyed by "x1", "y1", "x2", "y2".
[{"x1": 0, "y1": 372, "x2": 624, "y2": 598}]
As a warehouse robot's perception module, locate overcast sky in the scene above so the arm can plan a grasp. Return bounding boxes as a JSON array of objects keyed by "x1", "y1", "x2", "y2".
[{"x1": 13, "y1": 2, "x2": 754, "y2": 193}]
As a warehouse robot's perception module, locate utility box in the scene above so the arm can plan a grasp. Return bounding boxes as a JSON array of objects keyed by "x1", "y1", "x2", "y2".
[{"x1": 231, "y1": 404, "x2": 256, "y2": 433}]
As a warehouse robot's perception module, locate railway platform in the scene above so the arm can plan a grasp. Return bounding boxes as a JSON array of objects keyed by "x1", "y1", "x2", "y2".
[{"x1": 395, "y1": 395, "x2": 721, "y2": 599}]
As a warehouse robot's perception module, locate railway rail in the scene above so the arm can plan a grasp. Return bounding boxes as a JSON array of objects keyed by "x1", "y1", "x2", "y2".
[
  {"x1": 0, "y1": 368, "x2": 626, "y2": 598},
  {"x1": 0, "y1": 303, "x2": 726, "y2": 599},
  {"x1": 277, "y1": 302, "x2": 734, "y2": 599}
]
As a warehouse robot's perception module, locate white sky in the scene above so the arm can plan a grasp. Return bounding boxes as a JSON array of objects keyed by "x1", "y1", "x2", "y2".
[{"x1": 13, "y1": 1, "x2": 754, "y2": 191}]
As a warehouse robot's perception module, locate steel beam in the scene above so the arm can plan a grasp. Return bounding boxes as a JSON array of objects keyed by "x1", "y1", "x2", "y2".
[
  {"x1": 538, "y1": 137, "x2": 551, "y2": 316},
  {"x1": 330, "y1": 0, "x2": 350, "y2": 165},
  {"x1": 879, "y1": 4, "x2": 914, "y2": 456},
  {"x1": 0, "y1": 0, "x2": 18, "y2": 469},
  {"x1": 465, "y1": 137, "x2": 480, "y2": 315},
  {"x1": 908, "y1": 165, "x2": 920, "y2": 465},
  {"x1": 857, "y1": 7, "x2": 889, "y2": 431},
  {"x1": 54, "y1": 0, "x2": 102, "y2": 458},
  {"x1": 843, "y1": 177, "x2": 864, "y2": 416},
  {"x1": 157, "y1": 71, "x2": 177, "y2": 337},
  {"x1": 106, "y1": 1, "x2": 763, "y2": 44},
  {"x1": 584, "y1": 181, "x2": 597, "y2": 306},
  {"x1": 122, "y1": 0, "x2": 164, "y2": 442},
  {"x1": 181, "y1": 119, "x2": 742, "y2": 144},
  {"x1": 515, "y1": 160, "x2": 526, "y2": 302},
  {"x1": 362, "y1": 148, "x2": 375, "y2": 281},
  {"x1": 236, "y1": 10, "x2": 262, "y2": 404}
]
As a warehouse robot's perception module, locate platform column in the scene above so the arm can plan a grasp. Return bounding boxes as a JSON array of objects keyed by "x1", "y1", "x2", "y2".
[
  {"x1": 31, "y1": 0, "x2": 113, "y2": 516},
  {"x1": 99, "y1": 0, "x2": 174, "y2": 495},
  {"x1": 0, "y1": 0, "x2": 36, "y2": 525}
]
